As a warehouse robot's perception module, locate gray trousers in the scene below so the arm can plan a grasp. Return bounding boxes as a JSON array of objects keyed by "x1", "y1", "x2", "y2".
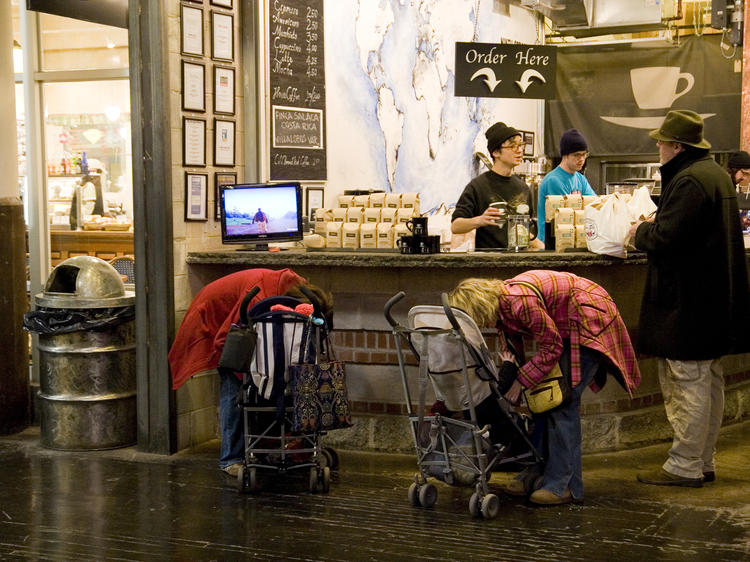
[{"x1": 658, "y1": 358, "x2": 725, "y2": 479}]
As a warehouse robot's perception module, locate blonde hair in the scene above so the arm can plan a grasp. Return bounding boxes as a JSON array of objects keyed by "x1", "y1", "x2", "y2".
[{"x1": 447, "y1": 278, "x2": 506, "y2": 328}]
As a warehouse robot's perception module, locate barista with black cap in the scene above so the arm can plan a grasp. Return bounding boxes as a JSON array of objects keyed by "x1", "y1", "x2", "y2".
[{"x1": 451, "y1": 122, "x2": 540, "y2": 249}]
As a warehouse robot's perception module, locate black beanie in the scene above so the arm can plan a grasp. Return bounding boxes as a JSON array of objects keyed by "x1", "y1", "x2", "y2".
[
  {"x1": 728, "y1": 150, "x2": 750, "y2": 169},
  {"x1": 486, "y1": 122, "x2": 521, "y2": 155},
  {"x1": 560, "y1": 128, "x2": 588, "y2": 156}
]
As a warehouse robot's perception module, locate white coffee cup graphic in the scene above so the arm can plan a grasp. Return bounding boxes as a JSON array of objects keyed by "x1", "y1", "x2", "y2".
[{"x1": 630, "y1": 66, "x2": 695, "y2": 110}]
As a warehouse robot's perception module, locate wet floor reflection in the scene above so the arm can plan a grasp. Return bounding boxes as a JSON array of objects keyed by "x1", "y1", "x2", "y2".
[{"x1": 1, "y1": 434, "x2": 749, "y2": 560}]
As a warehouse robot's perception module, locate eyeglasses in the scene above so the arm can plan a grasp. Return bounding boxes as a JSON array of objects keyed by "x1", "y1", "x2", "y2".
[
  {"x1": 570, "y1": 151, "x2": 589, "y2": 159},
  {"x1": 501, "y1": 141, "x2": 524, "y2": 151}
]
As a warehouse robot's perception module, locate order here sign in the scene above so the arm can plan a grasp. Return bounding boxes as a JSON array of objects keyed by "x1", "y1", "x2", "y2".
[{"x1": 454, "y1": 42, "x2": 557, "y2": 100}]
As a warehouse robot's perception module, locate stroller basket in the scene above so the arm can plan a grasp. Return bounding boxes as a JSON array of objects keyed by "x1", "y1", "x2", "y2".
[{"x1": 384, "y1": 291, "x2": 543, "y2": 519}]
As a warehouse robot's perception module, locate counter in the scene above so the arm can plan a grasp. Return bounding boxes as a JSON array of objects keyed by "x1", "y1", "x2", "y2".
[{"x1": 50, "y1": 230, "x2": 133, "y2": 266}]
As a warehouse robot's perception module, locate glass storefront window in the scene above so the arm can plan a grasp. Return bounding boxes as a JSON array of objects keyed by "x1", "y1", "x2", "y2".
[
  {"x1": 11, "y1": 0, "x2": 22, "y2": 73},
  {"x1": 43, "y1": 80, "x2": 133, "y2": 235},
  {"x1": 15, "y1": 84, "x2": 26, "y2": 223},
  {"x1": 39, "y1": 13, "x2": 128, "y2": 72}
]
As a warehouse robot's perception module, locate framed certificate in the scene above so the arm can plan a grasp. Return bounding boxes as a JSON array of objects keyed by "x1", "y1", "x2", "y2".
[
  {"x1": 180, "y1": 5, "x2": 204, "y2": 57},
  {"x1": 211, "y1": 11, "x2": 234, "y2": 61},
  {"x1": 306, "y1": 187, "x2": 324, "y2": 221},
  {"x1": 185, "y1": 172, "x2": 208, "y2": 221},
  {"x1": 182, "y1": 61, "x2": 205, "y2": 112},
  {"x1": 183, "y1": 117, "x2": 206, "y2": 167},
  {"x1": 214, "y1": 118, "x2": 235, "y2": 167},
  {"x1": 213, "y1": 65, "x2": 235, "y2": 115},
  {"x1": 522, "y1": 131, "x2": 535, "y2": 157},
  {"x1": 214, "y1": 171, "x2": 237, "y2": 219}
]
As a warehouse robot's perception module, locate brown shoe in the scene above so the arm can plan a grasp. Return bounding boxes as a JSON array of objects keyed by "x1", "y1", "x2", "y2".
[
  {"x1": 529, "y1": 488, "x2": 574, "y2": 506},
  {"x1": 222, "y1": 463, "x2": 242, "y2": 477},
  {"x1": 501, "y1": 479, "x2": 528, "y2": 497},
  {"x1": 637, "y1": 468, "x2": 703, "y2": 488}
]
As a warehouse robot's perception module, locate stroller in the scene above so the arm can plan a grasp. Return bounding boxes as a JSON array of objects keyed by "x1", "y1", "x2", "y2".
[
  {"x1": 384, "y1": 292, "x2": 543, "y2": 519},
  {"x1": 234, "y1": 287, "x2": 335, "y2": 494}
]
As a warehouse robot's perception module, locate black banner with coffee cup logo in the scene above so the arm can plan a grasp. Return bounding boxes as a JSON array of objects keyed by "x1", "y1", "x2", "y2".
[{"x1": 546, "y1": 35, "x2": 741, "y2": 156}]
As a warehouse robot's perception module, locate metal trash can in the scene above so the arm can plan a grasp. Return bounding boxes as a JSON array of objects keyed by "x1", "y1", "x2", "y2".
[{"x1": 30, "y1": 256, "x2": 136, "y2": 450}]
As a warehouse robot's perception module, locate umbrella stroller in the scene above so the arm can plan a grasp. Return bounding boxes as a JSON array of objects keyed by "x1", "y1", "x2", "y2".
[
  {"x1": 384, "y1": 292, "x2": 543, "y2": 519},
  {"x1": 235, "y1": 287, "x2": 335, "y2": 494}
]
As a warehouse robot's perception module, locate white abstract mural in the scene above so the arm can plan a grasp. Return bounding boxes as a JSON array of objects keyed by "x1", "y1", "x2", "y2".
[{"x1": 325, "y1": 0, "x2": 543, "y2": 212}]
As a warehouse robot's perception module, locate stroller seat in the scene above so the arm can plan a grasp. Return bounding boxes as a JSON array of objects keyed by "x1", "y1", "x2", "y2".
[{"x1": 384, "y1": 291, "x2": 543, "y2": 520}]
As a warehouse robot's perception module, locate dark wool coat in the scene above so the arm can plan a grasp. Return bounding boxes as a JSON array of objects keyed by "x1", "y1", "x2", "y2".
[{"x1": 634, "y1": 149, "x2": 750, "y2": 360}]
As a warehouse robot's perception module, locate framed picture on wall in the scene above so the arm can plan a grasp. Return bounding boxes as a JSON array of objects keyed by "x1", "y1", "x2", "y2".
[
  {"x1": 185, "y1": 172, "x2": 208, "y2": 221},
  {"x1": 306, "y1": 187, "x2": 324, "y2": 222},
  {"x1": 210, "y1": 0, "x2": 233, "y2": 7},
  {"x1": 523, "y1": 131, "x2": 535, "y2": 157},
  {"x1": 214, "y1": 171, "x2": 237, "y2": 219},
  {"x1": 211, "y1": 11, "x2": 234, "y2": 61},
  {"x1": 214, "y1": 118, "x2": 235, "y2": 166},
  {"x1": 183, "y1": 117, "x2": 206, "y2": 167},
  {"x1": 213, "y1": 65, "x2": 235, "y2": 115},
  {"x1": 180, "y1": 5, "x2": 204, "y2": 57},
  {"x1": 181, "y1": 60, "x2": 205, "y2": 112}
]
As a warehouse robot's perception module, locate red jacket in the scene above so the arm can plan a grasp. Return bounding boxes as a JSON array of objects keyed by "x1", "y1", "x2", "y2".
[{"x1": 169, "y1": 268, "x2": 304, "y2": 389}]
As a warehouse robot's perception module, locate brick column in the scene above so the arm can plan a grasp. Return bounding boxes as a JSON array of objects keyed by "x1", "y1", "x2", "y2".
[
  {"x1": 0, "y1": 1, "x2": 30, "y2": 433},
  {"x1": 742, "y1": 1, "x2": 750, "y2": 150}
]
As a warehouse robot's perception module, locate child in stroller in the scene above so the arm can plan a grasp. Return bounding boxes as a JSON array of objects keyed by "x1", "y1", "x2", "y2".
[{"x1": 384, "y1": 291, "x2": 542, "y2": 519}]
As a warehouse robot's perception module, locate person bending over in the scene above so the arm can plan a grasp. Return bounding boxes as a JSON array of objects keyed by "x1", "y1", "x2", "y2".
[
  {"x1": 168, "y1": 268, "x2": 333, "y2": 476},
  {"x1": 447, "y1": 270, "x2": 640, "y2": 505}
]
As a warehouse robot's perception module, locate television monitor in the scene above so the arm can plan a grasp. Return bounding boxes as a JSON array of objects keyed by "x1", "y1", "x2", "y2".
[{"x1": 219, "y1": 182, "x2": 304, "y2": 250}]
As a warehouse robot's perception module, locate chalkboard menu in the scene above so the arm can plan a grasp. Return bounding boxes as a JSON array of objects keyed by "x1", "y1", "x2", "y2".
[{"x1": 269, "y1": 0, "x2": 326, "y2": 181}]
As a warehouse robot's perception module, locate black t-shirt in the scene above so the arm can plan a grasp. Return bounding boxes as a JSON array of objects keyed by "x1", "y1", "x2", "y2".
[{"x1": 451, "y1": 170, "x2": 533, "y2": 248}]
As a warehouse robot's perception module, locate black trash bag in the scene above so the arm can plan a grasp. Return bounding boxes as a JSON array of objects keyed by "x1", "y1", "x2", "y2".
[{"x1": 23, "y1": 306, "x2": 135, "y2": 334}]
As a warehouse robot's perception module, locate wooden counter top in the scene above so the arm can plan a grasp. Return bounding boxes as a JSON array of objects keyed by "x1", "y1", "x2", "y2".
[{"x1": 186, "y1": 248, "x2": 649, "y2": 269}]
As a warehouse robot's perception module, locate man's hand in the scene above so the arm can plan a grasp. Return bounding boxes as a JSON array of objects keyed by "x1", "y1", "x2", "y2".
[
  {"x1": 477, "y1": 206, "x2": 503, "y2": 228},
  {"x1": 627, "y1": 221, "x2": 641, "y2": 240}
]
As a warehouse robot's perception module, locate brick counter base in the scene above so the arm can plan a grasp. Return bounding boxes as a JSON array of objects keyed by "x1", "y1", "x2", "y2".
[{"x1": 327, "y1": 329, "x2": 750, "y2": 453}]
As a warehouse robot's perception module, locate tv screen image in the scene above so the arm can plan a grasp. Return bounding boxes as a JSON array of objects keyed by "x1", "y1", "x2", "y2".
[{"x1": 220, "y1": 182, "x2": 303, "y2": 249}]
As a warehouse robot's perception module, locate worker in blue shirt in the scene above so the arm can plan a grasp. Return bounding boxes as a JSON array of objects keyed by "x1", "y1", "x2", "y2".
[{"x1": 537, "y1": 129, "x2": 596, "y2": 246}]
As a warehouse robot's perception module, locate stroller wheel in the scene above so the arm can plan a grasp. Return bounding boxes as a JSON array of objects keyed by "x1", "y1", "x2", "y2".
[
  {"x1": 321, "y1": 447, "x2": 340, "y2": 471},
  {"x1": 309, "y1": 467, "x2": 319, "y2": 493},
  {"x1": 320, "y1": 466, "x2": 331, "y2": 493},
  {"x1": 236, "y1": 465, "x2": 247, "y2": 494},
  {"x1": 418, "y1": 483, "x2": 437, "y2": 509},
  {"x1": 468, "y1": 492, "x2": 481, "y2": 518},
  {"x1": 480, "y1": 493, "x2": 500, "y2": 519},
  {"x1": 407, "y1": 482, "x2": 421, "y2": 507},
  {"x1": 247, "y1": 467, "x2": 261, "y2": 494}
]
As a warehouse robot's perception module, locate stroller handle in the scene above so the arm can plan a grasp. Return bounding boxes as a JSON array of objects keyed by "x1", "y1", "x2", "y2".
[
  {"x1": 239, "y1": 287, "x2": 261, "y2": 326},
  {"x1": 384, "y1": 291, "x2": 406, "y2": 327},
  {"x1": 440, "y1": 293, "x2": 462, "y2": 332}
]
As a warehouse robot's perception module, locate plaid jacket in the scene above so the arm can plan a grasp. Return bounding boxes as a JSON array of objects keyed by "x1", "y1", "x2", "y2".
[{"x1": 497, "y1": 270, "x2": 640, "y2": 395}]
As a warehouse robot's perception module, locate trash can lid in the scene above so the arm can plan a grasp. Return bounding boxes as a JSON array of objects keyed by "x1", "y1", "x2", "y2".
[{"x1": 35, "y1": 256, "x2": 135, "y2": 308}]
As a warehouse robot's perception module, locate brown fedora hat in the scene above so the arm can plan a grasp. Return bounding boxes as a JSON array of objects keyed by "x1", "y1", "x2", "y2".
[{"x1": 649, "y1": 109, "x2": 711, "y2": 149}]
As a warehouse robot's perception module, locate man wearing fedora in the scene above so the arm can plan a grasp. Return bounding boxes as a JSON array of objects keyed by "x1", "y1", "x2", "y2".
[{"x1": 628, "y1": 110, "x2": 750, "y2": 487}]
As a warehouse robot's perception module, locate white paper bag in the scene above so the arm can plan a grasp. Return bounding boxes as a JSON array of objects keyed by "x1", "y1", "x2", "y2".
[
  {"x1": 626, "y1": 185, "x2": 657, "y2": 222},
  {"x1": 584, "y1": 194, "x2": 631, "y2": 259}
]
